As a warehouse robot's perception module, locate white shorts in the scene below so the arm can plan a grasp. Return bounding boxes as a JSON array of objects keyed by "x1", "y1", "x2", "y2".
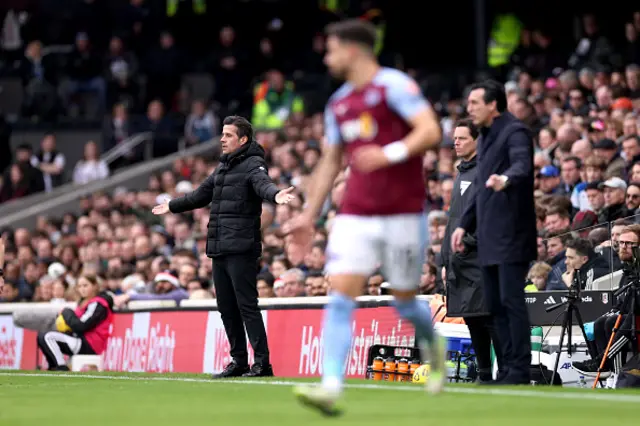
[{"x1": 325, "y1": 214, "x2": 428, "y2": 290}]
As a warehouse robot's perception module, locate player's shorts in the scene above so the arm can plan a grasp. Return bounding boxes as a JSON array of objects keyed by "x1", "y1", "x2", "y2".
[{"x1": 325, "y1": 213, "x2": 428, "y2": 291}]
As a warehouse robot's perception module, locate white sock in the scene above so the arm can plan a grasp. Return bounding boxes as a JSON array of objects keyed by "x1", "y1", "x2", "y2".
[{"x1": 321, "y1": 376, "x2": 342, "y2": 395}]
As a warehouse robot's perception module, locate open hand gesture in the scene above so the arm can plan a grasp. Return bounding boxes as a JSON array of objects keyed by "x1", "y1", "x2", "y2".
[
  {"x1": 152, "y1": 200, "x2": 171, "y2": 215},
  {"x1": 275, "y1": 186, "x2": 296, "y2": 205}
]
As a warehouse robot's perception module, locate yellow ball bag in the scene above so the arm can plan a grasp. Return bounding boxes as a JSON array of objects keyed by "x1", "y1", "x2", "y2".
[
  {"x1": 55, "y1": 314, "x2": 72, "y2": 333},
  {"x1": 412, "y1": 364, "x2": 430, "y2": 384}
]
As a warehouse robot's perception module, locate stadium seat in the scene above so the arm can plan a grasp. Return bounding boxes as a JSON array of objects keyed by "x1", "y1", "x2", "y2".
[
  {"x1": 0, "y1": 78, "x2": 24, "y2": 118},
  {"x1": 181, "y1": 73, "x2": 215, "y2": 107}
]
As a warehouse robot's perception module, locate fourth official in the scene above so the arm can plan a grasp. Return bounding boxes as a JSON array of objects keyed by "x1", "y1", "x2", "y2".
[{"x1": 441, "y1": 118, "x2": 504, "y2": 382}]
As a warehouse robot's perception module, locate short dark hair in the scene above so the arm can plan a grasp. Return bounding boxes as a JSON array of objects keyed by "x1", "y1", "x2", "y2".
[
  {"x1": 622, "y1": 135, "x2": 640, "y2": 146},
  {"x1": 546, "y1": 205, "x2": 571, "y2": 220},
  {"x1": 306, "y1": 270, "x2": 324, "y2": 279},
  {"x1": 454, "y1": 118, "x2": 479, "y2": 139},
  {"x1": 325, "y1": 19, "x2": 377, "y2": 51},
  {"x1": 565, "y1": 237, "x2": 593, "y2": 258},
  {"x1": 257, "y1": 272, "x2": 275, "y2": 288},
  {"x1": 312, "y1": 240, "x2": 327, "y2": 252},
  {"x1": 468, "y1": 79, "x2": 507, "y2": 113},
  {"x1": 562, "y1": 156, "x2": 582, "y2": 169},
  {"x1": 222, "y1": 115, "x2": 253, "y2": 142}
]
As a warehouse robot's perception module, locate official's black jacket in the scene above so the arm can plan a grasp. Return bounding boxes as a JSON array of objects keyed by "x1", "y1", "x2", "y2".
[
  {"x1": 459, "y1": 113, "x2": 537, "y2": 266},
  {"x1": 169, "y1": 141, "x2": 279, "y2": 257},
  {"x1": 441, "y1": 156, "x2": 489, "y2": 317}
]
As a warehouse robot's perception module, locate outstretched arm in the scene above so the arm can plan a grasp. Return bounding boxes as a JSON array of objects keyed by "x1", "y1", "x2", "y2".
[
  {"x1": 168, "y1": 172, "x2": 216, "y2": 213},
  {"x1": 248, "y1": 161, "x2": 280, "y2": 203},
  {"x1": 303, "y1": 107, "x2": 344, "y2": 219}
]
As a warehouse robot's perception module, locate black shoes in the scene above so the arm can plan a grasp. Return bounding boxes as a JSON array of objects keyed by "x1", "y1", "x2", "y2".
[
  {"x1": 242, "y1": 363, "x2": 274, "y2": 377},
  {"x1": 572, "y1": 358, "x2": 611, "y2": 378},
  {"x1": 49, "y1": 366, "x2": 70, "y2": 372},
  {"x1": 211, "y1": 361, "x2": 250, "y2": 379},
  {"x1": 211, "y1": 361, "x2": 274, "y2": 379}
]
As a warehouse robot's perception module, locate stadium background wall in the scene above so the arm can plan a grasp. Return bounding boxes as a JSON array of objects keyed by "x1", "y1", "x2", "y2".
[{"x1": 0, "y1": 293, "x2": 613, "y2": 375}]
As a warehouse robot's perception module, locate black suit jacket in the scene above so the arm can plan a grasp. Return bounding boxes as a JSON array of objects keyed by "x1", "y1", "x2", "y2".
[{"x1": 459, "y1": 113, "x2": 537, "y2": 266}]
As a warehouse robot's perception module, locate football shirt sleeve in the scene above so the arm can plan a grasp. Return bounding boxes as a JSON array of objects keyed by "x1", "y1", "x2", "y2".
[
  {"x1": 385, "y1": 72, "x2": 430, "y2": 120},
  {"x1": 324, "y1": 105, "x2": 342, "y2": 146}
]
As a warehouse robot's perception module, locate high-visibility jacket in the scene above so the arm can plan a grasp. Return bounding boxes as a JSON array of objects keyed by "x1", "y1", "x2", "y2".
[
  {"x1": 167, "y1": 0, "x2": 206, "y2": 17},
  {"x1": 487, "y1": 14, "x2": 521, "y2": 68},
  {"x1": 252, "y1": 81, "x2": 304, "y2": 130},
  {"x1": 319, "y1": 0, "x2": 349, "y2": 13}
]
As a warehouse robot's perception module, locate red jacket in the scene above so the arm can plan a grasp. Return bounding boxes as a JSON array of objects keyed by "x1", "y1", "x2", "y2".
[{"x1": 61, "y1": 292, "x2": 114, "y2": 354}]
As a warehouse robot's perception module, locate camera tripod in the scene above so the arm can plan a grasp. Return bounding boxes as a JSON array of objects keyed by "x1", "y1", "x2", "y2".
[
  {"x1": 592, "y1": 279, "x2": 639, "y2": 387},
  {"x1": 546, "y1": 271, "x2": 602, "y2": 386}
]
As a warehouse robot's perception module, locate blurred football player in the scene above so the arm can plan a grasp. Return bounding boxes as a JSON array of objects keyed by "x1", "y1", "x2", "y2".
[{"x1": 284, "y1": 19, "x2": 444, "y2": 415}]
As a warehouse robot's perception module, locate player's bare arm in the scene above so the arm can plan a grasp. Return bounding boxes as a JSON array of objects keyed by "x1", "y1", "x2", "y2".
[
  {"x1": 305, "y1": 143, "x2": 344, "y2": 219},
  {"x1": 402, "y1": 106, "x2": 442, "y2": 156},
  {"x1": 283, "y1": 143, "x2": 343, "y2": 239}
]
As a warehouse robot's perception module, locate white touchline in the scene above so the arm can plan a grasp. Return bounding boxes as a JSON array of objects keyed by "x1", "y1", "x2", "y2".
[{"x1": 0, "y1": 372, "x2": 638, "y2": 404}]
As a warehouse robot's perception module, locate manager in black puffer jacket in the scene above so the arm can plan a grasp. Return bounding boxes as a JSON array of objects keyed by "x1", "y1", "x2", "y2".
[{"x1": 152, "y1": 115, "x2": 295, "y2": 379}]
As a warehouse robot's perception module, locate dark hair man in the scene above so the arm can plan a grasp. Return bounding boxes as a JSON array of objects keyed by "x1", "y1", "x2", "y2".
[
  {"x1": 153, "y1": 115, "x2": 295, "y2": 379},
  {"x1": 441, "y1": 118, "x2": 503, "y2": 382},
  {"x1": 452, "y1": 79, "x2": 537, "y2": 385},
  {"x1": 562, "y1": 238, "x2": 608, "y2": 290}
]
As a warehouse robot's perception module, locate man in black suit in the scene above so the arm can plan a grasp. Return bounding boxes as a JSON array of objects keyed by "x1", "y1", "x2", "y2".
[{"x1": 451, "y1": 80, "x2": 537, "y2": 385}]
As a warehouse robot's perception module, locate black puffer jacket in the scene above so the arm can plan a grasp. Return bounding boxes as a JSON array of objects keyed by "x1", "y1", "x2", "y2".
[
  {"x1": 169, "y1": 141, "x2": 279, "y2": 257},
  {"x1": 442, "y1": 156, "x2": 489, "y2": 318}
]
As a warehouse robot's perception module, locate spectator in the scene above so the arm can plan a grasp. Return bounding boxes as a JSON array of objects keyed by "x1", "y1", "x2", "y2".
[
  {"x1": 73, "y1": 141, "x2": 109, "y2": 185},
  {"x1": 138, "y1": 100, "x2": 179, "y2": 158},
  {"x1": 280, "y1": 268, "x2": 305, "y2": 297},
  {"x1": 113, "y1": 270, "x2": 188, "y2": 307},
  {"x1": 599, "y1": 177, "x2": 630, "y2": 223},
  {"x1": 7, "y1": 144, "x2": 44, "y2": 194},
  {"x1": 19, "y1": 40, "x2": 58, "y2": 119},
  {"x1": 0, "y1": 164, "x2": 32, "y2": 202},
  {"x1": 105, "y1": 35, "x2": 140, "y2": 111},
  {"x1": 545, "y1": 231, "x2": 570, "y2": 291},
  {"x1": 593, "y1": 138, "x2": 625, "y2": 179},
  {"x1": 527, "y1": 262, "x2": 552, "y2": 291},
  {"x1": 625, "y1": 182, "x2": 640, "y2": 215},
  {"x1": 0, "y1": 280, "x2": 22, "y2": 302},
  {"x1": 62, "y1": 32, "x2": 106, "y2": 117},
  {"x1": 30, "y1": 133, "x2": 65, "y2": 192},
  {"x1": 257, "y1": 272, "x2": 275, "y2": 298},
  {"x1": 184, "y1": 100, "x2": 217, "y2": 145},
  {"x1": 304, "y1": 271, "x2": 326, "y2": 297},
  {"x1": 207, "y1": 26, "x2": 244, "y2": 111},
  {"x1": 366, "y1": 272, "x2": 384, "y2": 296},
  {"x1": 144, "y1": 32, "x2": 183, "y2": 110},
  {"x1": 537, "y1": 165, "x2": 561, "y2": 194}
]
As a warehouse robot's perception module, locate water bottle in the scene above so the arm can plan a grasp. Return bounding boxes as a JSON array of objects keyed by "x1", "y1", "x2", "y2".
[{"x1": 578, "y1": 375, "x2": 587, "y2": 388}]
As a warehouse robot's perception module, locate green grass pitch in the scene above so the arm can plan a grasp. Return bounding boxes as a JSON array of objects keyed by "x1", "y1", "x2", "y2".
[{"x1": 1, "y1": 371, "x2": 639, "y2": 426}]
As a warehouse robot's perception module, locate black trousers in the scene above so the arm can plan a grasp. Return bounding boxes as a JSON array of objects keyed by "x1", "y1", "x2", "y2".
[
  {"x1": 213, "y1": 252, "x2": 270, "y2": 366},
  {"x1": 466, "y1": 315, "x2": 499, "y2": 373},
  {"x1": 594, "y1": 313, "x2": 632, "y2": 363},
  {"x1": 482, "y1": 262, "x2": 531, "y2": 378},
  {"x1": 37, "y1": 331, "x2": 95, "y2": 369}
]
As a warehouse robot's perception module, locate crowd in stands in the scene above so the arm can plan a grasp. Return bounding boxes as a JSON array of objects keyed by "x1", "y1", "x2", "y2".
[{"x1": 3, "y1": 6, "x2": 640, "y2": 309}]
